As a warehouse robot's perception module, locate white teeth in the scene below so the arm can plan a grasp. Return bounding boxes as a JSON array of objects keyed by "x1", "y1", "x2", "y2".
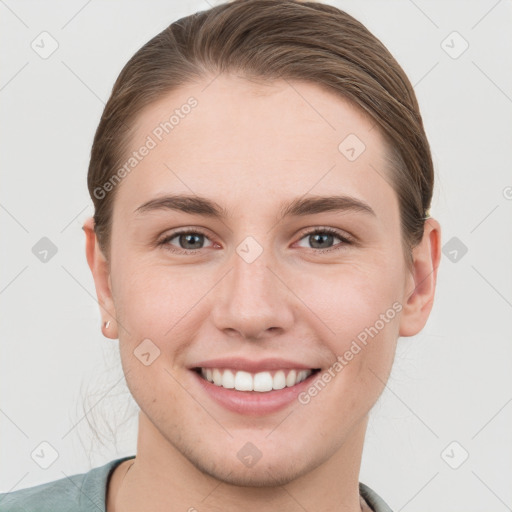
[
  {"x1": 199, "y1": 368, "x2": 314, "y2": 392},
  {"x1": 297, "y1": 370, "x2": 308, "y2": 383},
  {"x1": 235, "y1": 371, "x2": 253, "y2": 391},
  {"x1": 253, "y1": 372, "x2": 273, "y2": 392},
  {"x1": 286, "y1": 369, "x2": 297, "y2": 387},
  {"x1": 212, "y1": 369, "x2": 223, "y2": 386},
  {"x1": 222, "y1": 369, "x2": 235, "y2": 389},
  {"x1": 273, "y1": 370, "x2": 286, "y2": 390}
]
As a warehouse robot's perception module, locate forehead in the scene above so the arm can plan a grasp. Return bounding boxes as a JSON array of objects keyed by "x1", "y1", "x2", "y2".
[{"x1": 114, "y1": 74, "x2": 397, "y2": 221}]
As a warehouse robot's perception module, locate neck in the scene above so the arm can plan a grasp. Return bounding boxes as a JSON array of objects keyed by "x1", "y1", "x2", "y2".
[{"x1": 110, "y1": 411, "x2": 370, "y2": 512}]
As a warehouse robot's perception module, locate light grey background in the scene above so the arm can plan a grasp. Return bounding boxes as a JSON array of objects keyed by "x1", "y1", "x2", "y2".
[{"x1": 1, "y1": 0, "x2": 511, "y2": 510}]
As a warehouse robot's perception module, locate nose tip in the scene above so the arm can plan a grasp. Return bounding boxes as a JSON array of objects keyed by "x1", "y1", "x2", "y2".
[{"x1": 211, "y1": 257, "x2": 294, "y2": 341}]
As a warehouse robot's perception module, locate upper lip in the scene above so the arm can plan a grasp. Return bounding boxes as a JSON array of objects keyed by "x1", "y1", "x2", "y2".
[{"x1": 190, "y1": 357, "x2": 320, "y2": 373}]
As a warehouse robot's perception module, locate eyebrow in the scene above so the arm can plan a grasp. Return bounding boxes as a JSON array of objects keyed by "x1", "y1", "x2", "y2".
[{"x1": 133, "y1": 194, "x2": 376, "y2": 219}]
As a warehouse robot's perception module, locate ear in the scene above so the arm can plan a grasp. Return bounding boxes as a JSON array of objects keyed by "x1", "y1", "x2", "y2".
[
  {"x1": 399, "y1": 217, "x2": 442, "y2": 337},
  {"x1": 83, "y1": 217, "x2": 118, "y2": 339}
]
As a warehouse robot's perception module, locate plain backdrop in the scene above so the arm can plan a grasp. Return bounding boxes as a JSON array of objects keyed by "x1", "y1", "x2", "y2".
[{"x1": 1, "y1": 1, "x2": 511, "y2": 510}]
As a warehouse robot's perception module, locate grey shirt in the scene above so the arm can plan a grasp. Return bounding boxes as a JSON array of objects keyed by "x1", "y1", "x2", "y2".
[{"x1": 0, "y1": 455, "x2": 393, "y2": 511}]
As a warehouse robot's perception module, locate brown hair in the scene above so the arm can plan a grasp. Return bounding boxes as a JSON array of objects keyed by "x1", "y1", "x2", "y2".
[{"x1": 87, "y1": 0, "x2": 433, "y2": 267}]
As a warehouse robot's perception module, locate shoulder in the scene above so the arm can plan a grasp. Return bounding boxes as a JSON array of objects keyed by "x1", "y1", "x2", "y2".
[
  {"x1": 0, "y1": 456, "x2": 135, "y2": 512},
  {"x1": 0, "y1": 473, "x2": 85, "y2": 512},
  {"x1": 359, "y1": 482, "x2": 394, "y2": 512}
]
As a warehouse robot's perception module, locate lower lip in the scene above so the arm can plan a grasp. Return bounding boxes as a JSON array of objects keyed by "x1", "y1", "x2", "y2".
[{"x1": 190, "y1": 369, "x2": 319, "y2": 416}]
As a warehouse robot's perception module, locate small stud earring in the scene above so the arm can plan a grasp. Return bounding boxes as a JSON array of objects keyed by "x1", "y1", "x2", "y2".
[{"x1": 104, "y1": 320, "x2": 111, "y2": 329}]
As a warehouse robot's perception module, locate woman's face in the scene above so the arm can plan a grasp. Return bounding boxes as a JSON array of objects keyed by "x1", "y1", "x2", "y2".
[{"x1": 89, "y1": 74, "x2": 432, "y2": 486}]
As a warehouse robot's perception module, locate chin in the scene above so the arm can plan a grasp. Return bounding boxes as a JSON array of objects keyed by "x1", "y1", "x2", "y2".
[
  {"x1": 187, "y1": 446, "x2": 313, "y2": 488},
  {"x1": 201, "y1": 461, "x2": 309, "y2": 488}
]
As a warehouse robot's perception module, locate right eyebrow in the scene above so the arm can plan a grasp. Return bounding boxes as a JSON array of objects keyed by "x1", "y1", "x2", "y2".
[{"x1": 133, "y1": 195, "x2": 231, "y2": 219}]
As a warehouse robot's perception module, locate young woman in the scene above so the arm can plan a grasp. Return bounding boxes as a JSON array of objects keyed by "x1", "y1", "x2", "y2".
[{"x1": 0, "y1": 0, "x2": 441, "y2": 510}]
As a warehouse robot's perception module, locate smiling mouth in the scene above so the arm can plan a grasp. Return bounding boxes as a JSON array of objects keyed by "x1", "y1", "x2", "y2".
[{"x1": 193, "y1": 367, "x2": 321, "y2": 392}]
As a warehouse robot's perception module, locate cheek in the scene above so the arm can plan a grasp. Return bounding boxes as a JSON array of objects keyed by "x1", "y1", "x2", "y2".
[
  {"x1": 297, "y1": 272, "x2": 401, "y2": 430},
  {"x1": 300, "y1": 264, "x2": 403, "y2": 348},
  {"x1": 300, "y1": 264, "x2": 402, "y2": 407},
  {"x1": 112, "y1": 261, "x2": 216, "y2": 398},
  {"x1": 112, "y1": 259, "x2": 211, "y2": 339}
]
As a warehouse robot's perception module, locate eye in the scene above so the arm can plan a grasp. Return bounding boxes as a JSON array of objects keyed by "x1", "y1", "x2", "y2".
[
  {"x1": 295, "y1": 227, "x2": 353, "y2": 252},
  {"x1": 157, "y1": 226, "x2": 354, "y2": 255},
  {"x1": 158, "y1": 229, "x2": 215, "y2": 253}
]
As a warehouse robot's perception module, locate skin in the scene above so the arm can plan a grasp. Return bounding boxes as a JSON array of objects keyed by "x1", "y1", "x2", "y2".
[{"x1": 84, "y1": 74, "x2": 441, "y2": 512}]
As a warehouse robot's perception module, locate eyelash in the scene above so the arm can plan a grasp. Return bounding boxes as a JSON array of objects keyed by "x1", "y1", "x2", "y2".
[{"x1": 157, "y1": 227, "x2": 354, "y2": 255}]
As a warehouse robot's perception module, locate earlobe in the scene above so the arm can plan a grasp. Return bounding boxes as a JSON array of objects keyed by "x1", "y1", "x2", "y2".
[
  {"x1": 398, "y1": 218, "x2": 442, "y2": 337},
  {"x1": 83, "y1": 217, "x2": 118, "y2": 339}
]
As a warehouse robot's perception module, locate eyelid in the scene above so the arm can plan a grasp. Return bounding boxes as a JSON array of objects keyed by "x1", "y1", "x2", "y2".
[
  {"x1": 293, "y1": 227, "x2": 355, "y2": 253},
  {"x1": 295, "y1": 225, "x2": 355, "y2": 243},
  {"x1": 157, "y1": 227, "x2": 215, "y2": 251}
]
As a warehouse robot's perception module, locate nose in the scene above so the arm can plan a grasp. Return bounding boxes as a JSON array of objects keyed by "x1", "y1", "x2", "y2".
[{"x1": 211, "y1": 245, "x2": 295, "y2": 340}]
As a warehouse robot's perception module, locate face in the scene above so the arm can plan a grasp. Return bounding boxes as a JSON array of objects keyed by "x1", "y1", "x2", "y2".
[{"x1": 89, "y1": 74, "x2": 423, "y2": 487}]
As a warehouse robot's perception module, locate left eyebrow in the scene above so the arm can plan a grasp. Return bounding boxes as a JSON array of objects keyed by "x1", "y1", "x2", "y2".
[
  {"x1": 133, "y1": 193, "x2": 376, "y2": 219},
  {"x1": 278, "y1": 194, "x2": 376, "y2": 219}
]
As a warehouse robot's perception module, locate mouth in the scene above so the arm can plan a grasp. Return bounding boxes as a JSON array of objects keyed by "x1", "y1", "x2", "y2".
[
  {"x1": 188, "y1": 357, "x2": 324, "y2": 415},
  {"x1": 193, "y1": 367, "x2": 322, "y2": 392}
]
